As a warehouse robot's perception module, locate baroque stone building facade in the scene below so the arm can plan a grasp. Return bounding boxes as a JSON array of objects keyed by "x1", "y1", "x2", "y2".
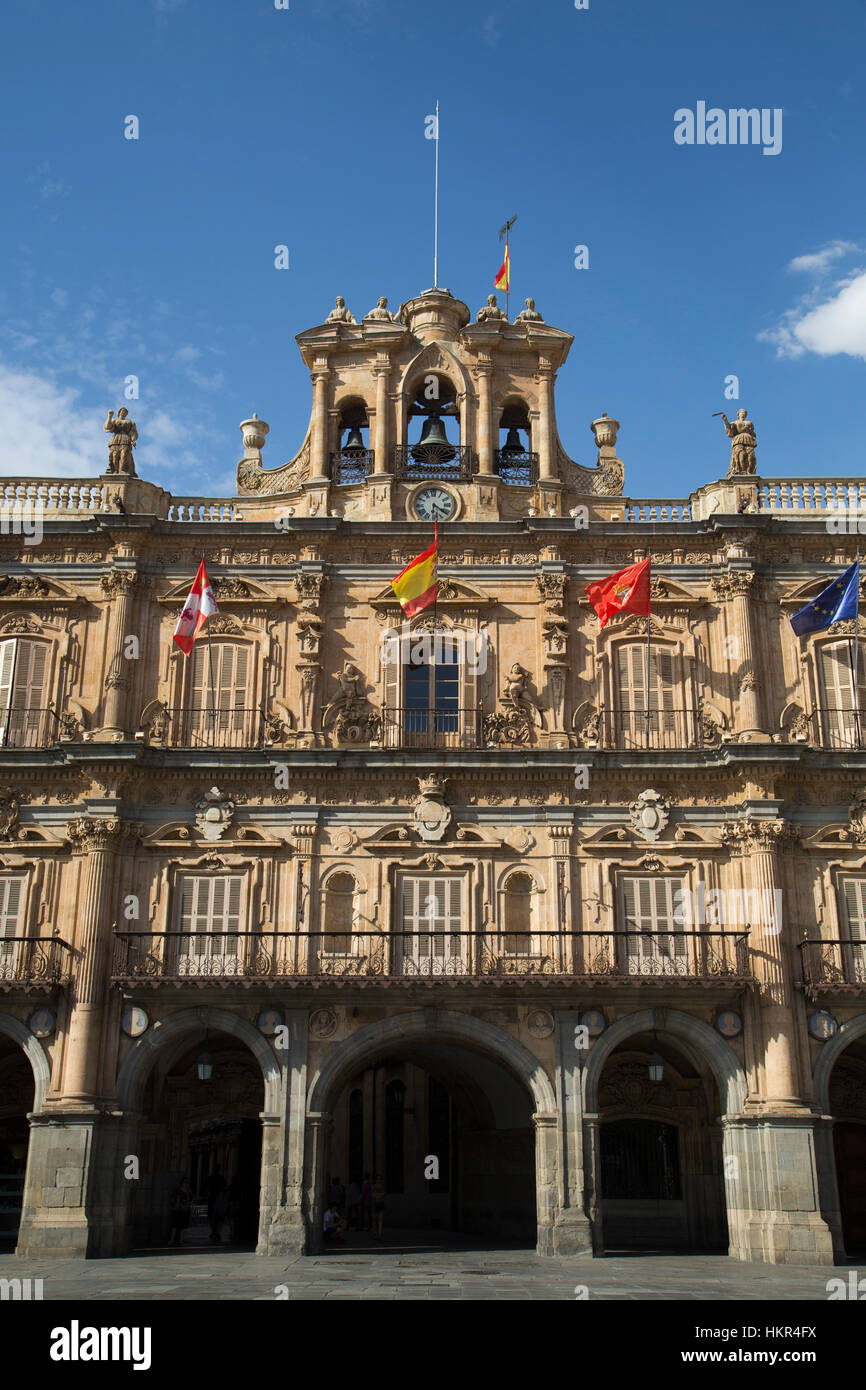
[{"x1": 0, "y1": 287, "x2": 865, "y2": 1264}]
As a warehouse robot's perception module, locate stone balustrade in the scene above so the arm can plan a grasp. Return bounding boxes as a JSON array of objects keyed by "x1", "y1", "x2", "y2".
[{"x1": 756, "y1": 478, "x2": 866, "y2": 513}]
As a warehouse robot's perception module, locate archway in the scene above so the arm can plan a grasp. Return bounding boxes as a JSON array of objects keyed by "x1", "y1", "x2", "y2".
[
  {"x1": 0, "y1": 1012, "x2": 49, "y2": 1253},
  {"x1": 813, "y1": 1015, "x2": 866, "y2": 1256},
  {"x1": 116, "y1": 1008, "x2": 281, "y2": 1254},
  {"x1": 306, "y1": 1010, "x2": 557, "y2": 1253},
  {"x1": 583, "y1": 1008, "x2": 746, "y2": 1255}
]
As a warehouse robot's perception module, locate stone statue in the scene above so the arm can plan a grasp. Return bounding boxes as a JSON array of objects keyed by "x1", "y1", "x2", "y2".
[
  {"x1": 516, "y1": 296, "x2": 543, "y2": 322},
  {"x1": 326, "y1": 295, "x2": 358, "y2": 325},
  {"x1": 323, "y1": 661, "x2": 364, "y2": 724},
  {"x1": 720, "y1": 409, "x2": 757, "y2": 476},
  {"x1": 502, "y1": 663, "x2": 538, "y2": 718},
  {"x1": 103, "y1": 408, "x2": 138, "y2": 476},
  {"x1": 363, "y1": 296, "x2": 396, "y2": 322},
  {"x1": 476, "y1": 293, "x2": 508, "y2": 323}
]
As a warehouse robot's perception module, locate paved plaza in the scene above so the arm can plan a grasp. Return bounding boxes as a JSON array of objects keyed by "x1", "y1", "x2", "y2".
[{"x1": 0, "y1": 1232, "x2": 857, "y2": 1300}]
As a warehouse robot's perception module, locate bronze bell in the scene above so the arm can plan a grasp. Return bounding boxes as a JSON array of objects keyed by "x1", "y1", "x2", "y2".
[
  {"x1": 500, "y1": 425, "x2": 524, "y2": 459},
  {"x1": 411, "y1": 413, "x2": 456, "y2": 466},
  {"x1": 342, "y1": 426, "x2": 366, "y2": 456}
]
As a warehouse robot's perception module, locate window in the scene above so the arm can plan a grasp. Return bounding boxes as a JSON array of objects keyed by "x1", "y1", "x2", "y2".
[
  {"x1": 323, "y1": 873, "x2": 355, "y2": 954},
  {"x1": 0, "y1": 640, "x2": 48, "y2": 748},
  {"x1": 186, "y1": 642, "x2": 251, "y2": 747},
  {"x1": 177, "y1": 875, "x2": 244, "y2": 974},
  {"x1": 621, "y1": 877, "x2": 687, "y2": 975},
  {"x1": 382, "y1": 626, "x2": 479, "y2": 749},
  {"x1": 840, "y1": 879, "x2": 866, "y2": 983},
  {"x1": 0, "y1": 876, "x2": 24, "y2": 977},
  {"x1": 614, "y1": 644, "x2": 680, "y2": 748},
  {"x1": 819, "y1": 643, "x2": 866, "y2": 748},
  {"x1": 503, "y1": 872, "x2": 533, "y2": 953},
  {"x1": 399, "y1": 876, "x2": 464, "y2": 975}
]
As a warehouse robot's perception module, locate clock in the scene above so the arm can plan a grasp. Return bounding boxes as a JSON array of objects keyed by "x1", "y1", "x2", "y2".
[{"x1": 413, "y1": 486, "x2": 456, "y2": 522}]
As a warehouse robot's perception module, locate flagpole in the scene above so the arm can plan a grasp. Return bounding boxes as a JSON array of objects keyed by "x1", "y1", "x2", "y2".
[
  {"x1": 433, "y1": 100, "x2": 439, "y2": 289},
  {"x1": 645, "y1": 561, "x2": 652, "y2": 747},
  {"x1": 505, "y1": 235, "x2": 509, "y2": 321},
  {"x1": 203, "y1": 552, "x2": 217, "y2": 750}
]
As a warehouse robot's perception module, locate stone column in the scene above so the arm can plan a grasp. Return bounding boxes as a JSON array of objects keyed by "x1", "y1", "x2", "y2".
[
  {"x1": 533, "y1": 1111, "x2": 558, "y2": 1255},
  {"x1": 309, "y1": 361, "x2": 330, "y2": 481},
  {"x1": 63, "y1": 817, "x2": 135, "y2": 1101},
  {"x1": 536, "y1": 360, "x2": 554, "y2": 481},
  {"x1": 261, "y1": 1012, "x2": 309, "y2": 1255},
  {"x1": 371, "y1": 360, "x2": 391, "y2": 474},
  {"x1": 552, "y1": 1011, "x2": 593, "y2": 1254},
  {"x1": 304, "y1": 1112, "x2": 328, "y2": 1254},
  {"x1": 712, "y1": 570, "x2": 767, "y2": 740},
  {"x1": 475, "y1": 359, "x2": 494, "y2": 476},
  {"x1": 99, "y1": 569, "x2": 138, "y2": 739}
]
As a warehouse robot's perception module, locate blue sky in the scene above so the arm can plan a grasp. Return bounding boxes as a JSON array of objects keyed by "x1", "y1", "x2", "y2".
[{"x1": 1, "y1": 0, "x2": 865, "y2": 500}]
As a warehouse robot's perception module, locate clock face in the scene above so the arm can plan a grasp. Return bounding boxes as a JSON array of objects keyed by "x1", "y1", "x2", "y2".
[{"x1": 414, "y1": 486, "x2": 456, "y2": 522}]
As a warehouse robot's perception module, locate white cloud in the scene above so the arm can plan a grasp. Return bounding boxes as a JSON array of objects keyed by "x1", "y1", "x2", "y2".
[
  {"x1": 760, "y1": 242, "x2": 866, "y2": 361},
  {"x1": 0, "y1": 367, "x2": 106, "y2": 477},
  {"x1": 787, "y1": 240, "x2": 860, "y2": 275}
]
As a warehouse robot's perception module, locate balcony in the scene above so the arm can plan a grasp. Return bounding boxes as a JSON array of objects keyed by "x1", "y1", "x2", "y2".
[
  {"x1": 0, "y1": 708, "x2": 63, "y2": 750},
  {"x1": 811, "y1": 710, "x2": 866, "y2": 750},
  {"x1": 800, "y1": 939, "x2": 866, "y2": 997},
  {"x1": 169, "y1": 708, "x2": 264, "y2": 749},
  {"x1": 111, "y1": 929, "x2": 752, "y2": 987},
  {"x1": 382, "y1": 706, "x2": 482, "y2": 750},
  {"x1": 0, "y1": 936, "x2": 73, "y2": 991},
  {"x1": 330, "y1": 449, "x2": 374, "y2": 485},
  {"x1": 606, "y1": 709, "x2": 703, "y2": 751},
  {"x1": 494, "y1": 449, "x2": 538, "y2": 487},
  {"x1": 393, "y1": 445, "x2": 474, "y2": 483}
]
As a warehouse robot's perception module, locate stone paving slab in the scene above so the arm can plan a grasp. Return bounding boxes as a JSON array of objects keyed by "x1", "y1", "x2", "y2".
[{"x1": 0, "y1": 1233, "x2": 858, "y2": 1301}]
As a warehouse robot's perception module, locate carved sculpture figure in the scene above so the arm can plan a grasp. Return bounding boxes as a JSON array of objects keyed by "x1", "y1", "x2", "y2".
[
  {"x1": 502, "y1": 663, "x2": 538, "y2": 718},
  {"x1": 476, "y1": 293, "x2": 507, "y2": 322},
  {"x1": 323, "y1": 662, "x2": 363, "y2": 723},
  {"x1": 721, "y1": 409, "x2": 757, "y2": 476},
  {"x1": 516, "y1": 296, "x2": 543, "y2": 322},
  {"x1": 363, "y1": 296, "x2": 396, "y2": 322},
  {"x1": 326, "y1": 295, "x2": 358, "y2": 325},
  {"x1": 103, "y1": 408, "x2": 138, "y2": 476}
]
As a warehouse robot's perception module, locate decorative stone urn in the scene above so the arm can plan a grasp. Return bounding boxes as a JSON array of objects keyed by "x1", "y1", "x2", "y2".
[
  {"x1": 239, "y1": 414, "x2": 270, "y2": 454},
  {"x1": 590, "y1": 413, "x2": 620, "y2": 451}
]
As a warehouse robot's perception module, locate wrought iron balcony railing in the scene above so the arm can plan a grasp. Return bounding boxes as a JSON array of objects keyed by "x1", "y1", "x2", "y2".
[
  {"x1": 330, "y1": 449, "x2": 375, "y2": 485},
  {"x1": 799, "y1": 938, "x2": 866, "y2": 994},
  {"x1": 170, "y1": 708, "x2": 264, "y2": 749},
  {"x1": 608, "y1": 708, "x2": 702, "y2": 751},
  {"x1": 381, "y1": 706, "x2": 482, "y2": 750},
  {"x1": 393, "y1": 445, "x2": 474, "y2": 482},
  {"x1": 111, "y1": 929, "x2": 752, "y2": 984},
  {"x1": 0, "y1": 936, "x2": 73, "y2": 988},
  {"x1": 0, "y1": 708, "x2": 62, "y2": 750},
  {"x1": 494, "y1": 449, "x2": 538, "y2": 487},
  {"x1": 813, "y1": 710, "x2": 866, "y2": 750}
]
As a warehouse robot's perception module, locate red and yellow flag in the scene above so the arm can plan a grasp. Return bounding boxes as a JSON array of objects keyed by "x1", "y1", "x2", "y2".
[
  {"x1": 494, "y1": 244, "x2": 510, "y2": 293},
  {"x1": 584, "y1": 558, "x2": 651, "y2": 630},
  {"x1": 391, "y1": 525, "x2": 438, "y2": 617}
]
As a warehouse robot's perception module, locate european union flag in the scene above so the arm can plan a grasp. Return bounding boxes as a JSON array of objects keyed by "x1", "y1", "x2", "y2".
[{"x1": 790, "y1": 560, "x2": 860, "y2": 636}]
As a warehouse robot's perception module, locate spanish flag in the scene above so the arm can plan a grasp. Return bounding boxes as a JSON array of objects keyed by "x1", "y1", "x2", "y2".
[
  {"x1": 585, "y1": 558, "x2": 651, "y2": 629},
  {"x1": 494, "y1": 244, "x2": 510, "y2": 293},
  {"x1": 391, "y1": 525, "x2": 438, "y2": 617}
]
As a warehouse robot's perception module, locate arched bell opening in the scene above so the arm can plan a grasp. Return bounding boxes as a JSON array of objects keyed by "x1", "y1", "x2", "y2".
[
  {"x1": 332, "y1": 398, "x2": 372, "y2": 484},
  {"x1": 595, "y1": 1032, "x2": 727, "y2": 1253},
  {"x1": 398, "y1": 375, "x2": 467, "y2": 482},
  {"x1": 496, "y1": 401, "x2": 536, "y2": 486},
  {"x1": 0, "y1": 1032, "x2": 34, "y2": 1251}
]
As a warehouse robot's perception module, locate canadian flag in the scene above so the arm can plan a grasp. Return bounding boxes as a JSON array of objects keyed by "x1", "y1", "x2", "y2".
[{"x1": 173, "y1": 558, "x2": 219, "y2": 656}]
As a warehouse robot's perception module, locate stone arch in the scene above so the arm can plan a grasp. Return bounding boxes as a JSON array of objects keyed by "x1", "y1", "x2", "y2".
[
  {"x1": 813, "y1": 1011, "x2": 866, "y2": 1113},
  {"x1": 116, "y1": 1006, "x2": 281, "y2": 1115},
  {"x1": 306, "y1": 1009, "x2": 558, "y2": 1253},
  {"x1": 308, "y1": 1009, "x2": 555, "y2": 1115},
  {"x1": 583, "y1": 1007, "x2": 747, "y2": 1117},
  {"x1": 0, "y1": 1010, "x2": 50, "y2": 1111}
]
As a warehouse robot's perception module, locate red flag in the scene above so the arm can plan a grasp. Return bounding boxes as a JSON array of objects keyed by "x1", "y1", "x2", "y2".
[
  {"x1": 494, "y1": 244, "x2": 510, "y2": 292},
  {"x1": 173, "y1": 558, "x2": 219, "y2": 656},
  {"x1": 584, "y1": 558, "x2": 651, "y2": 629}
]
